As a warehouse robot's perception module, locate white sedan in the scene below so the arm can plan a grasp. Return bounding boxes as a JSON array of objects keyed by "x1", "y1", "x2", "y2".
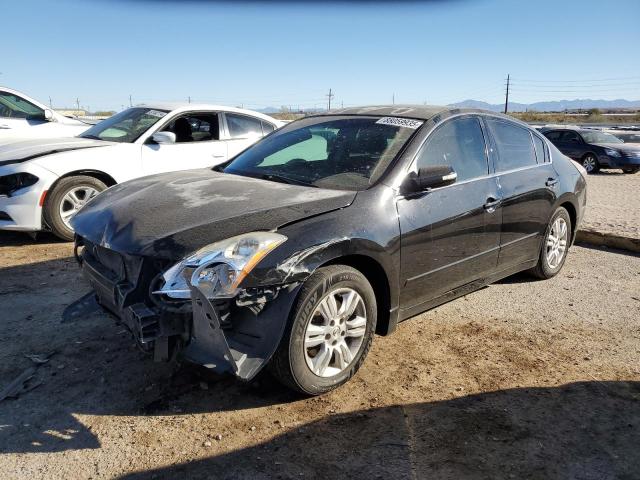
[
  {"x1": 0, "y1": 87, "x2": 91, "y2": 142},
  {"x1": 0, "y1": 103, "x2": 283, "y2": 240}
]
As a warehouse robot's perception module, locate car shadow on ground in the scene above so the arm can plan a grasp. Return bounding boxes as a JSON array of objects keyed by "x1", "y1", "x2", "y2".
[
  {"x1": 0, "y1": 231, "x2": 67, "y2": 248},
  {"x1": 117, "y1": 381, "x2": 640, "y2": 480}
]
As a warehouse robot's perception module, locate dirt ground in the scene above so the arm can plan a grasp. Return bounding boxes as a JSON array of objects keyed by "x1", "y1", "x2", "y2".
[
  {"x1": 583, "y1": 171, "x2": 640, "y2": 240},
  {"x1": 0, "y1": 231, "x2": 638, "y2": 479}
]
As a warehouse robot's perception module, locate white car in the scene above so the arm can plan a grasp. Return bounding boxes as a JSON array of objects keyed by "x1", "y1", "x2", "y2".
[
  {"x1": 0, "y1": 87, "x2": 91, "y2": 142},
  {"x1": 0, "y1": 103, "x2": 283, "y2": 240}
]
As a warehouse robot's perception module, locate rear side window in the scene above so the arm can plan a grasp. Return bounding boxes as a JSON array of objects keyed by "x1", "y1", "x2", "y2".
[
  {"x1": 544, "y1": 131, "x2": 562, "y2": 142},
  {"x1": 532, "y1": 135, "x2": 547, "y2": 163},
  {"x1": 486, "y1": 118, "x2": 537, "y2": 171},
  {"x1": 261, "y1": 121, "x2": 275, "y2": 135},
  {"x1": 226, "y1": 113, "x2": 263, "y2": 138},
  {"x1": 415, "y1": 116, "x2": 488, "y2": 182}
]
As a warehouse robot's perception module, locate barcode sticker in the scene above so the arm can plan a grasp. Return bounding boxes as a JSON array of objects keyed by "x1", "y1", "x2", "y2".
[{"x1": 376, "y1": 117, "x2": 424, "y2": 129}]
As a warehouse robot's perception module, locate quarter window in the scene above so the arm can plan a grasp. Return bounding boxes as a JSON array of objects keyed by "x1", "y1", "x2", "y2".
[
  {"x1": 532, "y1": 135, "x2": 547, "y2": 163},
  {"x1": 415, "y1": 116, "x2": 488, "y2": 182},
  {"x1": 226, "y1": 114, "x2": 263, "y2": 138},
  {"x1": 486, "y1": 118, "x2": 537, "y2": 171},
  {"x1": 261, "y1": 121, "x2": 275, "y2": 135}
]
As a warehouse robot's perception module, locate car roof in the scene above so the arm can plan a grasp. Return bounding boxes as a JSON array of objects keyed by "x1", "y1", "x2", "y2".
[
  {"x1": 136, "y1": 102, "x2": 283, "y2": 124},
  {"x1": 310, "y1": 104, "x2": 515, "y2": 122}
]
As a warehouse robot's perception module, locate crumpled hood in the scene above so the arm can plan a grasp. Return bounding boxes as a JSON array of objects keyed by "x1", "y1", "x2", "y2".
[
  {"x1": 0, "y1": 137, "x2": 111, "y2": 166},
  {"x1": 72, "y1": 169, "x2": 357, "y2": 259},
  {"x1": 594, "y1": 142, "x2": 640, "y2": 153}
]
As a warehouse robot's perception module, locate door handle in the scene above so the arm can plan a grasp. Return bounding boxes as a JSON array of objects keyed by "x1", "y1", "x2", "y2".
[
  {"x1": 546, "y1": 178, "x2": 559, "y2": 187},
  {"x1": 0, "y1": 124, "x2": 10, "y2": 129},
  {"x1": 211, "y1": 154, "x2": 225, "y2": 158},
  {"x1": 483, "y1": 197, "x2": 502, "y2": 212}
]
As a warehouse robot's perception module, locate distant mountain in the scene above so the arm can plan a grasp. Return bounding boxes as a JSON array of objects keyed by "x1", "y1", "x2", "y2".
[{"x1": 449, "y1": 99, "x2": 640, "y2": 112}]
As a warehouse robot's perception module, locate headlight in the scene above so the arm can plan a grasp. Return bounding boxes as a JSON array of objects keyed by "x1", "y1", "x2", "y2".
[
  {"x1": 155, "y1": 232, "x2": 287, "y2": 300},
  {"x1": 604, "y1": 148, "x2": 621, "y2": 157},
  {"x1": 0, "y1": 173, "x2": 39, "y2": 196}
]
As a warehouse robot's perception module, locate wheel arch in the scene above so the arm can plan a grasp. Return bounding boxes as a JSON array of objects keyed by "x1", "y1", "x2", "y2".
[
  {"x1": 320, "y1": 254, "x2": 393, "y2": 337},
  {"x1": 41, "y1": 170, "x2": 117, "y2": 229}
]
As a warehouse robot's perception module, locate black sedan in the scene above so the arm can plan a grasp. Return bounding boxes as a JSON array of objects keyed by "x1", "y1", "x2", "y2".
[
  {"x1": 542, "y1": 127, "x2": 640, "y2": 174},
  {"x1": 69, "y1": 106, "x2": 587, "y2": 395}
]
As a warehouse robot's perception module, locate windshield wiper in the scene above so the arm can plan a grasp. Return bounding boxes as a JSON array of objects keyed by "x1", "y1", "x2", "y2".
[{"x1": 261, "y1": 173, "x2": 318, "y2": 188}]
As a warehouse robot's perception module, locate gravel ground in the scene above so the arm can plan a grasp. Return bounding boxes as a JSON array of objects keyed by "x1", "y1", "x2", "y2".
[
  {"x1": 582, "y1": 171, "x2": 640, "y2": 240},
  {"x1": 0, "y1": 233, "x2": 638, "y2": 479}
]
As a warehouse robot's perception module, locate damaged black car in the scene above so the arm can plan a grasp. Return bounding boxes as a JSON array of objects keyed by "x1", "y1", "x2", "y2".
[{"x1": 69, "y1": 106, "x2": 587, "y2": 395}]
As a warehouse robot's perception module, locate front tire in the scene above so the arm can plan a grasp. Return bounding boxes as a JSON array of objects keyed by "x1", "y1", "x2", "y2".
[
  {"x1": 43, "y1": 175, "x2": 107, "y2": 241},
  {"x1": 269, "y1": 265, "x2": 377, "y2": 395},
  {"x1": 530, "y1": 207, "x2": 572, "y2": 279},
  {"x1": 581, "y1": 154, "x2": 600, "y2": 174}
]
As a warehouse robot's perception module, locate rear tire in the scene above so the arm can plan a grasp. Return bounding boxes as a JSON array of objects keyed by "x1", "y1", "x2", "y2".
[
  {"x1": 529, "y1": 207, "x2": 572, "y2": 279},
  {"x1": 622, "y1": 167, "x2": 640, "y2": 174},
  {"x1": 43, "y1": 175, "x2": 107, "y2": 241},
  {"x1": 269, "y1": 265, "x2": 377, "y2": 395},
  {"x1": 581, "y1": 154, "x2": 600, "y2": 174}
]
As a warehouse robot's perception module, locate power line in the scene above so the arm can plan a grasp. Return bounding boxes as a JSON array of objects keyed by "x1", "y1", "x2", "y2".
[{"x1": 511, "y1": 75, "x2": 640, "y2": 83}]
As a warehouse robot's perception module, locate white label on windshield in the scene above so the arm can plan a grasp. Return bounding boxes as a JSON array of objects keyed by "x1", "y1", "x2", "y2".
[
  {"x1": 376, "y1": 117, "x2": 424, "y2": 129},
  {"x1": 147, "y1": 109, "x2": 167, "y2": 118}
]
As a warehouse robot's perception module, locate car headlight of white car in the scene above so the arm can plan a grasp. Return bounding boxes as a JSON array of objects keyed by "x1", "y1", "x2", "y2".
[
  {"x1": 0, "y1": 172, "x2": 39, "y2": 196},
  {"x1": 155, "y1": 232, "x2": 287, "y2": 300},
  {"x1": 604, "y1": 148, "x2": 622, "y2": 158}
]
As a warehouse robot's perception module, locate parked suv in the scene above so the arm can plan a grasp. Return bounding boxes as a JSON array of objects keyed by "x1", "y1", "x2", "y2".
[{"x1": 542, "y1": 127, "x2": 640, "y2": 174}]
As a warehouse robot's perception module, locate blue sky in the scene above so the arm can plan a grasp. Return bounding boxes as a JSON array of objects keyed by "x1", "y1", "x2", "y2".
[{"x1": 4, "y1": 0, "x2": 640, "y2": 111}]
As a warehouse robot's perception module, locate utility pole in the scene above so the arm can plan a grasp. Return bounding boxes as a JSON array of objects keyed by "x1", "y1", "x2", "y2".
[
  {"x1": 129, "y1": 94, "x2": 133, "y2": 107},
  {"x1": 326, "y1": 88, "x2": 334, "y2": 111},
  {"x1": 392, "y1": 93, "x2": 395, "y2": 105},
  {"x1": 188, "y1": 96, "x2": 191, "y2": 103},
  {"x1": 341, "y1": 101, "x2": 344, "y2": 109},
  {"x1": 49, "y1": 97, "x2": 53, "y2": 108},
  {"x1": 504, "y1": 74, "x2": 510, "y2": 114},
  {"x1": 76, "y1": 98, "x2": 80, "y2": 114}
]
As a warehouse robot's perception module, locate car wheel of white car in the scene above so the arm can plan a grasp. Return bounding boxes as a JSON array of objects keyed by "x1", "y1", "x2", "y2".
[{"x1": 44, "y1": 175, "x2": 107, "y2": 241}]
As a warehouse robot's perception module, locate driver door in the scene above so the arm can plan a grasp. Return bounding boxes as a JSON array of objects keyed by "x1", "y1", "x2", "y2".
[
  {"x1": 141, "y1": 112, "x2": 227, "y2": 176},
  {"x1": 0, "y1": 90, "x2": 46, "y2": 131},
  {"x1": 397, "y1": 116, "x2": 502, "y2": 312}
]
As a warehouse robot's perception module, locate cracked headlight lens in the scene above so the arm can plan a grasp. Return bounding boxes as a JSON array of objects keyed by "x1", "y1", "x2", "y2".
[{"x1": 155, "y1": 232, "x2": 287, "y2": 299}]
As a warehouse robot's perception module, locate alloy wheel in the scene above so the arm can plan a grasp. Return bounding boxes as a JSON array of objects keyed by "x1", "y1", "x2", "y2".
[
  {"x1": 582, "y1": 156, "x2": 596, "y2": 173},
  {"x1": 303, "y1": 287, "x2": 367, "y2": 377},
  {"x1": 59, "y1": 186, "x2": 99, "y2": 229},
  {"x1": 546, "y1": 217, "x2": 568, "y2": 269}
]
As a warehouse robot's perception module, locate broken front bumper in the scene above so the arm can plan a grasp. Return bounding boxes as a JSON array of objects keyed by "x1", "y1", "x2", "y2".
[{"x1": 72, "y1": 238, "x2": 301, "y2": 381}]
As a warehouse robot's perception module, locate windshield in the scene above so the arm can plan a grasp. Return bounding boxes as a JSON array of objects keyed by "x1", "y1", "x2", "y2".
[
  {"x1": 223, "y1": 116, "x2": 421, "y2": 190},
  {"x1": 612, "y1": 132, "x2": 640, "y2": 143},
  {"x1": 581, "y1": 131, "x2": 623, "y2": 144},
  {"x1": 79, "y1": 107, "x2": 169, "y2": 143}
]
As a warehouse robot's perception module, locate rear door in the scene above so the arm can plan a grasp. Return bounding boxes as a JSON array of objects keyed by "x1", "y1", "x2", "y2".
[
  {"x1": 141, "y1": 112, "x2": 227, "y2": 175},
  {"x1": 484, "y1": 117, "x2": 557, "y2": 269},
  {"x1": 397, "y1": 115, "x2": 502, "y2": 311},
  {"x1": 223, "y1": 113, "x2": 272, "y2": 159},
  {"x1": 557, "y1": 131, "x2": 585, "y2": 160}
]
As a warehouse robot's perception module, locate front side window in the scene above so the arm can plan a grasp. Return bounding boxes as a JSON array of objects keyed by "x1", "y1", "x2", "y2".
[
  {"x1": 224, "y1": 116, "x2": 419, "y2": 190},
  {"x1": 415, "y1": 116, "x2": 488, "y2": 182},
  {"x1": 226, "y1": 113, "x2": 263, "y2": 139},
  {"x1": 0, "y1": 92, "x2": 44, "y2": 119},
  {"x1": 161, "y1": 113, "x2": 220, "y2": 142},
  {"x1": 80, "y1": 107, "x2": 169, "y2": 143},
  {"x1": 486, "y1": 118, "x2": 537, "y2": 171}
]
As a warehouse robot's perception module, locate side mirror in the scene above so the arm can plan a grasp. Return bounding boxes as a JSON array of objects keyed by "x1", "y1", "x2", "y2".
[
  {"x1": 401, "y1": 165, "x2": 457, "y2": 194},
  {"x1": 44, "y1": 109, "x2": 54, "y2": 121},
  {"x1": 152, "y1": 131, "x2": 176, "y2": 144}
]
